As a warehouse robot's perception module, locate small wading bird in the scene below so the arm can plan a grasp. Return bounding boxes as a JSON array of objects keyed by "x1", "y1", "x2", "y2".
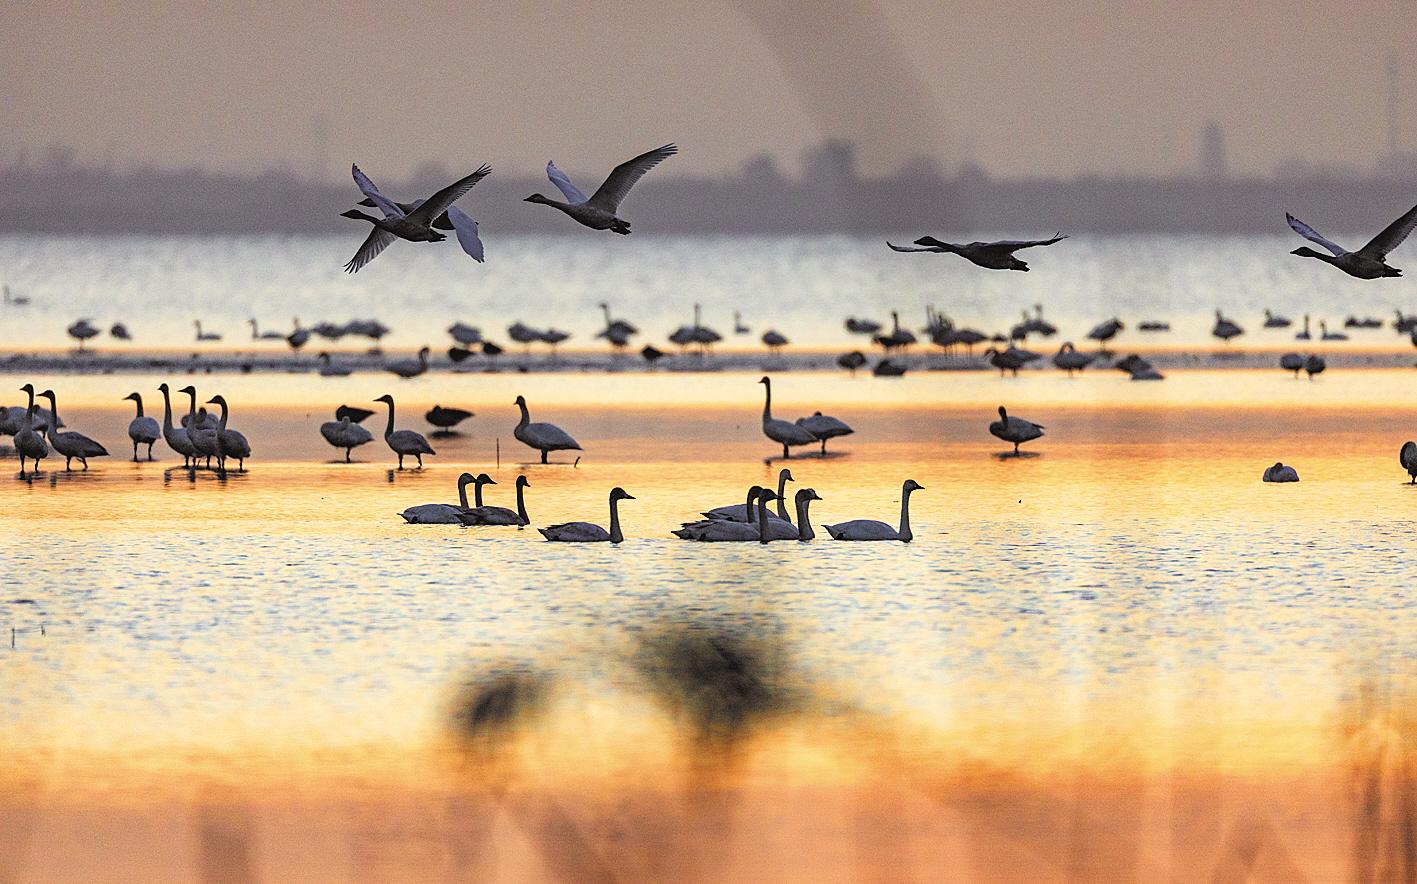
[
  {"x1": 341, "y1": 163, "x2": 490, "y2": 272},
  {"x1": 886, "y1": 233, "x2": 1067, "y2": 271},
  {"x1": 524, "y1": 143, "x2": 678, "y2": 233},
  {"x1": 1286, "y1": 203, "x2": 1417, "y2": 278}
]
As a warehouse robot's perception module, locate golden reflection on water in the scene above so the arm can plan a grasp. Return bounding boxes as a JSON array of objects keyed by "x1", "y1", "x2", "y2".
[{"x1": 6, "y1": 368, "x2": 1417, "y2": 879}]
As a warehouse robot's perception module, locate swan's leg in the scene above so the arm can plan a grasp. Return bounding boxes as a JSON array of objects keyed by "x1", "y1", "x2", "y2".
[
  {"x1": 148, "y1": 442, "x2": 154, "y2": 460},
  {"x1": 1014, "y1": 442, "x2": 1021, "y2": 455},
  {"x1": 81, "y1": 457, "x2": 88, "y2": 471},
  {"x1": 782, "y1": 443, "x2": 789, "y2": 459},
  {"x1": 416, "y1": 454, "x2": 424, "y2": 468},
  {"x1": 397, "y1": 453, "x2": 405, "y2": 470},
  {"x1": 820, "y1": 439, "x2": 827, "y2": 455},
  {"x1": 541, "y1": 450, "x2": 548, "y2": 464},
  {"x1": 345, "y1": 448, "x2": 352, "y2": 463},
  {"x1": 65, "y1": 456, "x2": 73, "y2": 471},
  {"x1": 133, "y1": 441, "x2": 140, "y2": 462}
]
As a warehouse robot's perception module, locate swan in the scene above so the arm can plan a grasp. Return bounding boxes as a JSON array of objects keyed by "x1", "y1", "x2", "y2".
[
  {"x1": 67, "y1": 319, "x2": 100, "y2": 350},
  {"x1": 691, "y1": 305, "x2": 723, "y2": 353},
  {"x1": 426, "y1": 405, "x2": 474, "y2": 433},
  {"x1": 597, "y1": 303, "x2": 638, "y2": 350},
  {"x1": 373, "y1": 394, "x2": 435, "y2": 469},
  {"x1": 400, "y1": 472, "x2": 486, "y2": 524},
  {"x1": 317, "y1": 352, "x2": 352, "y2": 376},
  {"x1": 824, "y1": 479, "x2": 924, "y2": 542},
  {"x1": 319, "y1": 414, "x2": 374, "y2": 462},
  {"x1": 13, "y1": 385, "x2": 48, "y2": 474},
  {"x1": 157, "y1": 383, "x2": 197, "y2": 467},
  {"x1": 990, "y1": 406, "x2": 1044, "y2": 454},
  {"x1": 287, "y1": 319, "x2": 311, "y2": 351},
  {"x1": 508, "y1": 321, "x2": 544, "y2": 353},
  {"x1": 758, "y1": 376, "x2": 817, "y2": 458},
  {"x1": 3, "y1": 285, "x2": 30, "y2": 307},
  {"x1": 1212, "y1": 311, "x2": 1243, "y2": 343},
  {"x1": 641, "y1": 344, "x2": 666, "y2": 368},
  {"x1": 1262, "y1": 462, "x2": 1300, "y2": 483},
  {"x1": 0, "y1": 401, "x2": 57, "y2": 436},
  {"x1": 761, "y1": 330, "x2": 789, "y2": 353},
  {"x1": 459, "y1": 475, "x2": 530, "y2": 526},
  {"x1": 524, "y1": 143, "x2": 677, "y2": 234},
  {"x1": 782, "y1": 489, "x2": 822, "y2": 542},
  {"x1": 1287, "y1": 204, "x2": 1417, "y2": 278},
  {"x1": 1396, "y1": 310, "x2": 1417, "y2": 334},
  {"x1": 110, "y1": 323, "x2": 131, "y2": 341},
  {"x1": 1023, "y1": 305, "x2": 1057, "y2": 337},
  {"x1": 796, "y1": 411, "x2": 853, "y2": 454},
  {"x1": 873, "y1": 358, "x2": 907, "y2": 377},
  {"x1": 313, "y1": 321, "x2": 348, "y2": 341},
  {"x1": 1295, "y1": 314, "x2": 1312, "y2": 340},
  {"x1": 1115, "y1": 354, "x2": 1164, "y2": 381},
  {"x1": 341, "y1": 163, "x2": 490, "y2": 272},
  {"x1": 539, "y1": 487, "x2": 635, "y2": 543},
  {"x1": 1263, "y1": 309, "x2": 1291, "y2": 328},
  {"x1": 1280, "y1": 352, "x2": 1304, "y2": 377},
  {"x1": 194, "y1": 321, "x2": 222, "y2": 342},
  {"x1": 846, "y1": 317, "x2": 883, "y2": 335},
  {"x1": 248, "y1": 319, "x2": 283, "y2": 340},
  {"x1": 887, "y1": 233, "x2": 1066, "y2": 271},
  {"x1": 1320, "y1": 321, "x2": 1349, "y2": 341},
  {"x1": 336, "y1": 405, "x2": 374, "y2": 424},
  {"x1": 206, "y1": 395, "x2": 251, "y2": 472},
  {"x1": 36, "y1": 390, "x2": 108, "y2": 470},
  {"x1": 669, "y1": 304, "x2": 701, "y2": 351},
  {"x1": 1052, "y1": 342, "x2": 1094, "y2": 376},
  {"x1": 674, "y1": 489, "x2": 780, "y2": 541},
  {"x1": 538, "y1": 328, "x2": 571, "y2": 354},
  {"x1": 180, "y1": 407, "x2": 219, "y2": 431},
  {"x1": 123, "y1": 393, "x2": 160, "y2": 461},
  {"x1": 513, "y1": 395, "x2": 581, "y2": 463},
  {"x1": 1086, "y1": 318, "x2": 1123, "y2": 352},
  {"x1": 179, "y1": 386, "x2": 224, "y2": 471},
  {"x1": 385, "y1": 347, "x2": 430, "y2": 379},
  {"x1": 872, "y1": 311, "x2": 916, "y2": 351},
  {"x1": 1137, "y1": 320, "x2": 1170, "y2": 332},
  {"x1": 837, "y1": 351, "x2": 867, "y2": 374},
  {"x1": 703, "y1": 469, "x2": 795, "y2": 523},
  {"x1": 981, "y1": 346, "x2": 1039, "y2": 377},
  {"x1": 1304, "y1": 354, "x2": 1326, "y2": 379},
  {"x1": 734, "y1": 311, "x2": 750, "y2": 335},
  {"x1": 1402, "y1": 441, "x2": 1417, "y2": 484},
  {"x1": 448, "y1": 322, "x2": 483, "y2": 346}
]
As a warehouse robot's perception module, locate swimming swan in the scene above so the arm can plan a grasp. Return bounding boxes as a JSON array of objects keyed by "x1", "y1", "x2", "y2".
[
  {"x1": 539, "y1": 487, "x2": 635, "y2": 542},
  {"x1": 824, "y1": 479, "x2": 923, "y2": 542}
]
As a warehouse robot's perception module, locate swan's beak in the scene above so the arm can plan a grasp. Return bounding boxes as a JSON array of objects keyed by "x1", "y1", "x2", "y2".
[{"x1": 622, "y1": 493, "x2": 636, "y2": 500}]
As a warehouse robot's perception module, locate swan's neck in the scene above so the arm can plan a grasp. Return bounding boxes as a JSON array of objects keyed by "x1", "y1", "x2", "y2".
[
  {"x1": 796, "y1": 496, "x2": 815, "y2": 541},
  {"x1": 516, "y1": 402, "x2": 530, "y2": 430},
  {"x1": 601, "y1": 305, "x2": 612, "y2": 325},
  {"x1": 474, "y1": 482, "x2": 486, "y2": 508},
  {"x1": 761, "y1": 381, "x2": 772, "y2": 422},
  {"x1": 757, "y1": 495, "x2": 770, "y2": 542},
  {"x1": 609, "y1": 496, "x2": 623, "y2": 544},
  {"x1": 515, "y1": 483, "x2": 528, "y2": 525},
  {"x1": 215, "y1": 402, "x2": 229, "y2": 431},
  {"x1": 743, "y1": 487, "x2": 758, "y2": 513},
  {"x1": 775, "y1": 474, "x2": 790, "y2": 522},
  {"x1": 133, "y1": 397, "x2": 145, "y2": 418},
  {"x1": 184, "y1": 392, "x2": 197, "y2": 424},
  {"x1": 457, "y1": 480, "x2": 470, "y2": 510},
  {"x1": 383, "y1": 401, "x2": 396, "y2": 438},
  {"x1": 43, "y1": 400, "x2": 58, "y2": 436},
  {"x1": 897, "y1": 487, "x2": 914, "y2": 541},
  {"x1": 160, "y1": 390, "x2": 174, "y2": 431}
]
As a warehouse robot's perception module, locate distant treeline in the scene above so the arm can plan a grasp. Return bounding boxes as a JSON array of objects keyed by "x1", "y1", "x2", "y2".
[{"x1": 3, "y1": 160, "x2": 1415, "y2": 236}]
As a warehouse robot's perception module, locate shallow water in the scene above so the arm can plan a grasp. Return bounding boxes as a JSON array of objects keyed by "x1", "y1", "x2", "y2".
[{"x1": 3, "y1": 232, "x2": 1415, "y2": 353}]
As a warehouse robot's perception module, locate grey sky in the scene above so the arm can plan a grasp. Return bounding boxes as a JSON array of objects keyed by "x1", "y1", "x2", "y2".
[{"x1": 3, "y1": 1, "x2": 1415, "y2": 180}]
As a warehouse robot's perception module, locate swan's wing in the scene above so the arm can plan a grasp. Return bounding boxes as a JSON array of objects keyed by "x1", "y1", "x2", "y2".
[
  {"x1": 886, "y1": 241, "x2": 941, "y2": 253},
  {"x1": 351, "y1": 165, "x2": 404, "y2": 220},
  {"x1": 445, "y1": 205, "x2": 485, "y2": 262},
  {"x1": 344, "y1": 227, "x2": 396, "y2": 273},
  {"x1": 546, "y1": 161, "x2": 589, "y2": 204},
  {"x1": 1286, "y1": 213, "x2": 1346, "y2": 256},
  {"x1": 1358, "y1": 203, "x2": 1417, "y2": 259},
  {"x1": 986, "y1": 233, "x2": 1068, "y2": 253},
  {"x1": 406, "y1": 164, "x2": 491, "y2": 227},
  {"x1": 586, "y1": 143, "x2": 678, "y2": 213}
]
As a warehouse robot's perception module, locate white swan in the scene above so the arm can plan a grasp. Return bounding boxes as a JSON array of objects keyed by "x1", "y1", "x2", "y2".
[
  {"x1": 385, "y1": 347, "x2": 430, "y2": 379},
  {"x1": 400, "y1": 472, "x2": 487, "y2": 524},
  {"x1": 795, "y1": 411, "x2": 853, "y2": 454},
  {"x1": 1287, "y1": 204, "x2": 1417, "y2": 278},
  {"x1": 319, "y1": 413, "x2": 374, "y2": 462},
  {"x1": 989, "y1": 406, "x2": 1044, "y2": 454},
  {"x1": 674, "y1": 489, "x2": 779, "y2": 541},
  {"x1": 157, "y1": 383, "x2": 197, "y2": 467},
  {"x1": 1305, "y1": 354, "x2": 1326, "y2": 379},
  {"x1": 524, "y1": 144, "x2": 677, "y2": 234},
  {"x1": 539, "y1": 487, "x2": 635, "y2": 543},
  {"x1": 14, "y1": 385, "x2": 48, "y2": 475},
  {"x1": 373, "y1": 394, "x2": 435, "y2": 469},
  {"x1": 287, "y1": 319, "x2": 311, "y2": 351},
  {"x1": 597, "y1": 303, "x2": 639, "y2": 351},
  {"x1": 513, "y1": 395, "x2": 581, "y2": 463},
  {"x1": 1319, "y1": 321, "x2": 1348, "y2": 341},
  {"x1": 448, "y1": 322, "x2": 483, "y2": 346},
  {"x1": 824, "y1": 479, "x2": 923, "y2": 542},
  {"x1": 123, "y1": 392, "x2": 160, "y2": 461},
  {"x1": 1402, "y1": 441, "x2": 1417, "y2": 484},
  {"x1": 981, "y1": 346, "x2": 1040, "y2": 377},
  {"x1": 872, "y1": 311, "x2": 917, "y2": 351},
  {"x1": 179, "y1": 386, "x2": 224, "y2": 471},
  {"x1": 194, "y1": 321, "x2": 222, "y2": 342},
  {"x1": 36, "y1": 390, "x2": 108, "y2": 471},
  {"x1": 703, "y1": 470, "x2": 795, "y2": 523},
  {"x1": 341, "y1": 163, "x2": 490, "y2": 272},
  {"x1": 206, "y1": 395, "x2": 251, "y2": 471},
  {"x1": 759, "y1": 376, "x2": 816, "y2": 459},
  {"x1": 1086, "y1": 318, "x2": 1124, "y2": 351},
  {"x1": 762, "y1": 330, "x2": 789, "y2": 353},
  {"x1": 1263, "y1": 309, "x2": 1292, "y2": 328},
  {"x1": 460, "y1": 475, "x2": 531, "y2": 526},
  {"x1": 248, "y1": 319, "x2": 283, "y2": 340}
]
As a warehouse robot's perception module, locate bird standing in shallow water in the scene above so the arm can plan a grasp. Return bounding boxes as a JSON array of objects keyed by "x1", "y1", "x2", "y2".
[
  {"x1": 989, "y1": 406, "x2": 1044, "y2": 455},
  {"x1": 1401, "y1": 442, "x2": 1417, "y2": 484}
]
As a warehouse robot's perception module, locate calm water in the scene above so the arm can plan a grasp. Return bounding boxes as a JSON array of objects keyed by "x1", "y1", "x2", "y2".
[{"x1": 2, "y1": 233, "x2": 1414, "y2": 352}]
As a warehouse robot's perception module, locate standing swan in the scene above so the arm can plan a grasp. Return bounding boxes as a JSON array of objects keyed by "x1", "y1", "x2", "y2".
[
  {"x1": 157, "y1": 383, "x2": 197, "y2": 467},
  {"x1": 758, "y1": 376, "x2": 816, "y2": 459},
  {"x1": 319, "y1": 413, "x2": 374, "y2": 462},
  {"x1": 824, "y1": 480, "x2": 924, "y2": 542},
  {"x1": 179, "y1": 386, "x2": 224, "y2": 471},
  {"x1": 206, "y1": 395, "x2": 252, "y2": 471},
  {"x1": 459, "y1": 475, "x2": 531, "y2": 526},
  {"x1": 373, "y1": 394, "x2": 435, "y2": 469},
  {"x1": 795, "y1": 412, "x2": 854, "y2": 454},
  {"x1": 539, "y1": 487, "x2": 635, "y2": 543},
  {"x1": 14, "y1": 385, "x2": 48, "y2": 475},
  {"x1": 36, "y1": 390, "x2": 108, "y2": 471},
  {"x1": 513, "y1": 395, "x2": 582, "y2": 464},
  {"x1": 1401, "y1": 441, "x2": 1417, "y2": 484},
  {"x1": 989, "y1": 406, "x2": 1045, "y2": 455},
  {"x1": 123, "y1": 393, "x2": 160, "y2": 461}
]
